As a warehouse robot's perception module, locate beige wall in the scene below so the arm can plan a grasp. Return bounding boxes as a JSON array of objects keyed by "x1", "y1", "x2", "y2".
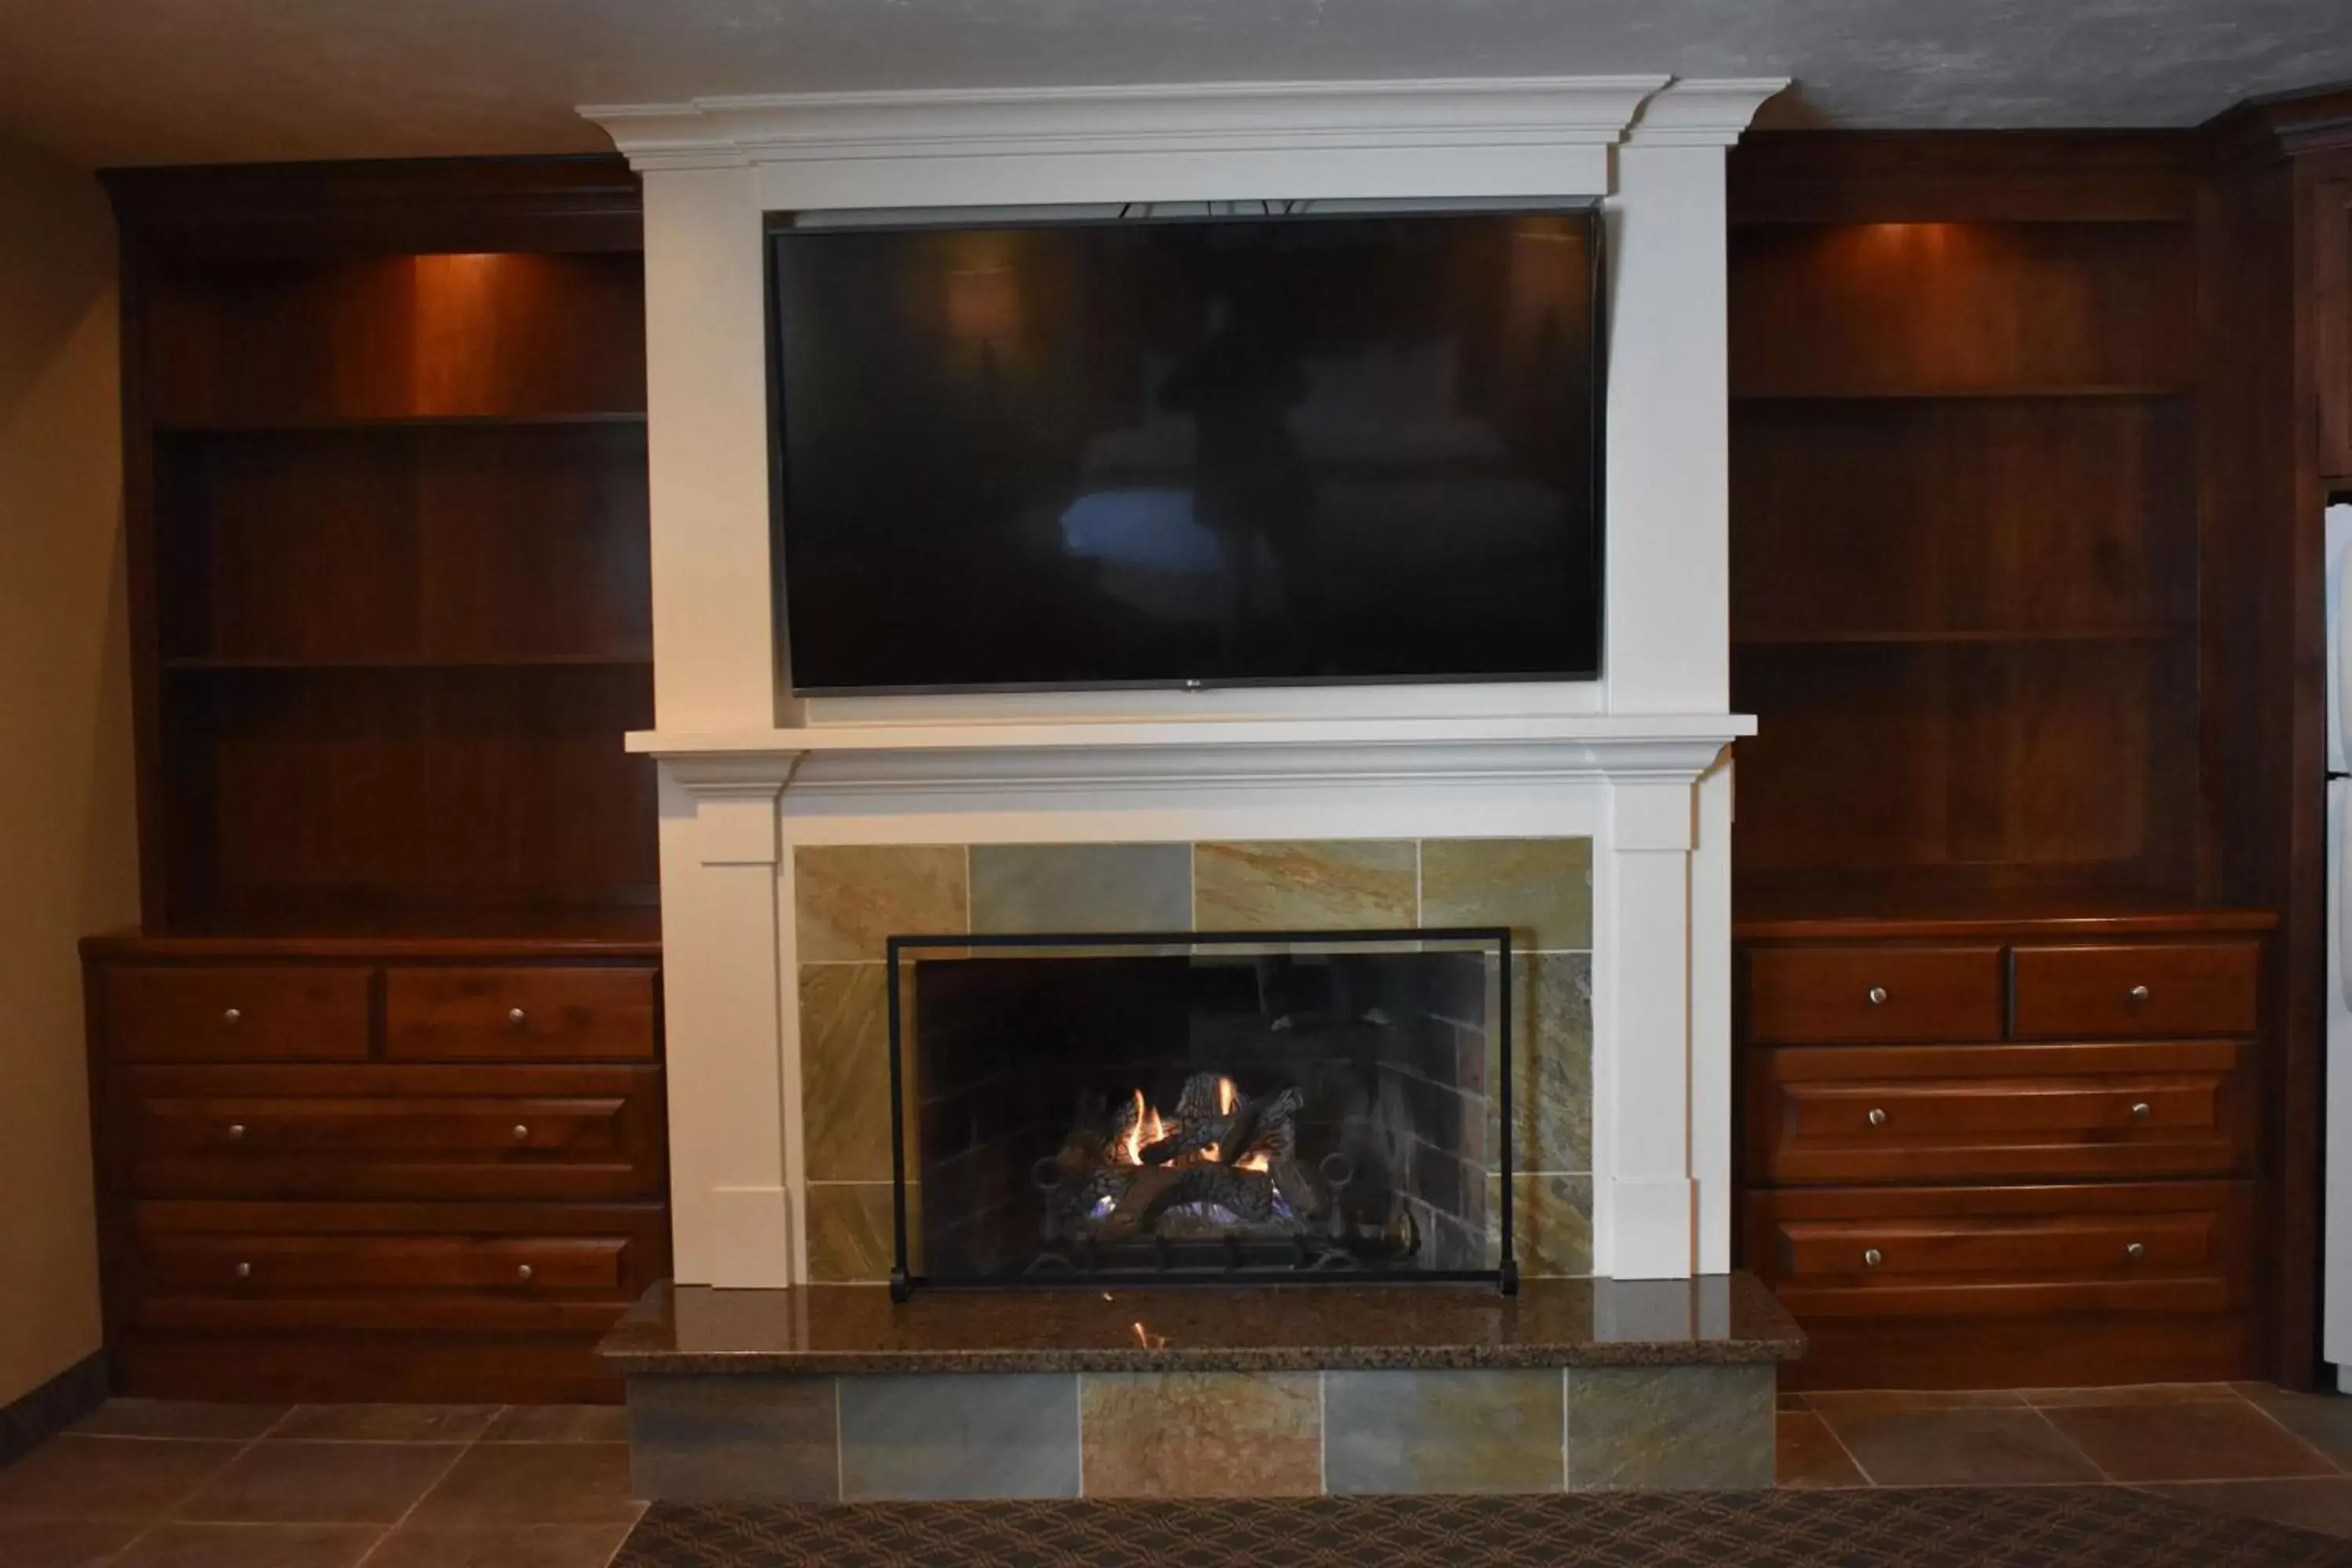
[{"x1": 0, "y1": 136, "x2": 137, "y2": 1405}]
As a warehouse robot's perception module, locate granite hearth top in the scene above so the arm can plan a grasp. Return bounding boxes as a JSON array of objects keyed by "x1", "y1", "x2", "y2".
[{"x1": 598, "y1": 1274, "x2": 1805, "y2": 1376}]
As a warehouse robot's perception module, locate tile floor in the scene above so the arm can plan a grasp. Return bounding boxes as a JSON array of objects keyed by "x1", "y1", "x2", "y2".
[
  {"x1": 1779, "y1": 1382, "x2": 2352, "y2": 1540},
  {"x1": 6, "y1": 1384, "x2": 2351, "y2": 1564},
  {"x1": 0, "y1": 1400, "x2": 637, "y2": 1568}
]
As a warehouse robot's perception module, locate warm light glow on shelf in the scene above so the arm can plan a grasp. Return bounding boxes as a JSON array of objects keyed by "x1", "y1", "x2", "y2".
[
  {"x1": 410, "y1": 252, "x2": 545, "y2": 415},
  {"x1": 1849, "y1": 222, "x2": 1970, "y2": 260}
]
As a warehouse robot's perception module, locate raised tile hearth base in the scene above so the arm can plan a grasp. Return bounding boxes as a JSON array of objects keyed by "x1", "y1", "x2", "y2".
[{"x1": 601, "y1": 1276, "x2": 1802, "y2": 1501}]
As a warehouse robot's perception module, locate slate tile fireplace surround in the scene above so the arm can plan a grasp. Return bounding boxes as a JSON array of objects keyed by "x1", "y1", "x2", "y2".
[{"x1": 797, "y1": 838, "x2": 1592, "y2": 1290}]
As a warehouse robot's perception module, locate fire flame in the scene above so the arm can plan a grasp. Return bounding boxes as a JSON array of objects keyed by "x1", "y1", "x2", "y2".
[
  {"x1": 1118, "y1": 1089, "x2": 1168, "y2": 1167},
  {"x1": 1236, "y1": 1151, "x2": 1271, "y2": 1174},
  {"x1": 1112, "y1": 1078, "x2": 1248, "y2": 1168}
]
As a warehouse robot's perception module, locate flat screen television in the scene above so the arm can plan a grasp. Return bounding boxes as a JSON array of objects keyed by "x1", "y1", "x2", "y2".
[{"x1": 768, "y1": 205, "x2": 1603, "y2": 695}]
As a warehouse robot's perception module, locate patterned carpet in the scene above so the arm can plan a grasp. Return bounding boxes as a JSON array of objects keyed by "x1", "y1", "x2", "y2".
[{"x1": 613, "y1": 1488, "x2": 2352, "y2": 1566}]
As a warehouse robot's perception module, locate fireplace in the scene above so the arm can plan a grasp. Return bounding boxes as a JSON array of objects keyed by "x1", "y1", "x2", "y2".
[{"x1": 885, "y1": 927, "x2": 1515, "y2": 1296}]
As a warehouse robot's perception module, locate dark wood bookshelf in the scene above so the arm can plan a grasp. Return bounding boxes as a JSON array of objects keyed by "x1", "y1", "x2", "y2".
[
  {"x1": 111, "y1": 162, "x2": 659, "y2": 937},
  {"x1": 154, "y1": 412, "x2": 650, "y2": 434},
  {"x1": 88, "y1": 156, "x2": 668, "y2": 1404},
  {"x1": 1731, "y1": 626, "x2": 2194, "y2": 647},
  {"x1": 1730, "y1": 385, "x2": 2183, "y2": 401},
  {"x1": 163, "y1": 653, "x2": 653, "y2": 671},
  {"x1": 1722, "y1": 131, "x2": 2303, "y2": 1393}
]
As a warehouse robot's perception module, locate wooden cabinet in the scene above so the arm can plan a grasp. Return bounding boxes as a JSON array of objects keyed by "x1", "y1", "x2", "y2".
[
  {"x1": 1747, "y1": 1182, "x2": 2253, "y2": 1321},
  {"x1": 86, "y1": 935, "x2": 667, "y2": 1402},
  {"x1": 2009, "y1": 942, "x2": 2260, "y2": 1038},
  {"x1": 1748, "y1": 1039, "x2": 2254, "y2": 1185},
  {"x1": 384, "y1": 967, "x2": 659, "y2": 1062},
  {"x1": 2314, "y1": 174, "x2": 2352, "y2": 480},
  {"x1": 129, "y1": 1203, "x2": 666, "y2": 1330},
  {"x1": 107, "y1": 967, "x2": 373, "y2": 1062},
  {"x1": 122, "y1": 1063, "x2": 665, "y2": 1201},
  {"x1": 1737, "y1": 913, "x2": 2271, "y2": 1389},
  {"x1": 1726, "y1": 125, "x2": 2330, "y2": 1389},
  {"x1": 84, "y1": 160, "x2": 666, "y2": 1403},
  {"x1": 1746, "y1": 946, "x2": 2002, "y2": 1043}
]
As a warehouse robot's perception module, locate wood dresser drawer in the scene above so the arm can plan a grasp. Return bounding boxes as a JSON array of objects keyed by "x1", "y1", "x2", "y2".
[
  {"x1": 2009, "y1": 942, "x2": 2259, "y2": 1039},
  {"x1": 1748, "y1": 1040, "x2": 2253, "y2": 1185},
  {"x1": 125, "y1": 1200, "x2": 667, "y2": 1333},
  {"x1": 385, "y1": 967, "x2": 657, "y2": 1062},
  {"x1": 120, "y1": 1065, "x2": 665, "y2": 1201},
  {"x1": 1746, "y1": 1182, "x2": 2252, "y2": 1320},
  {"x1": 107, "y1": 967, "x2": 372, "y2": 1062},
  {"x1": 1747, "y1": 945, "x2": 2002, "y2": 1043}
]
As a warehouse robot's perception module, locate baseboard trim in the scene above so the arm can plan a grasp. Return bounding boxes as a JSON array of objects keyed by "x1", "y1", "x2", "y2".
[{"x1": 0, "y1": 1349, "x2": 109, "y2": 1468}]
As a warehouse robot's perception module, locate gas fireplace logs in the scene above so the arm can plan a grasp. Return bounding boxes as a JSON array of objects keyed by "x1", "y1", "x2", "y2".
[{"x1": 1031, "y1": 1072, "x2": 1403, "y2": 1266}]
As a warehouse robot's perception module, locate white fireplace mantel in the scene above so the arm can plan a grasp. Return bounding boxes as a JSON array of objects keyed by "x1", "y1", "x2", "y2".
[
  {"x1": 586, "y1": 73, "x2": 1781, "y2": 1291},
  {"x1": 642, "y1": 717, "x2": 1748, "y2": 1288},
  {"x1": 631, "y1": 713, "x2": 1755, "y2": 793}
]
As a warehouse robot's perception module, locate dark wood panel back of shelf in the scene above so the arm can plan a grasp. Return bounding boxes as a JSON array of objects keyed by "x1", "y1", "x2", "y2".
[
  {"x1": 145, "y1": 252, "x2": 647, "y2": 426},
  {"x1": 162, "y1": 644, "x2": 657, "y2": 928},
  {"x1": 1730, "y1": 221, "x2": 2197, "y2": 397},
  {"x1": 154, "y1": 421, "x2": 652, "y2": 668},
  {"x1": 1732, "y1": 637, "x2": 2200, "y2": 886},
  {"x1": 1732, "y1": 395, "x2": 2196, "y2": 647},
  {"x1": 1729, "y1": 132, "x2": 2201, "y2": 226}
]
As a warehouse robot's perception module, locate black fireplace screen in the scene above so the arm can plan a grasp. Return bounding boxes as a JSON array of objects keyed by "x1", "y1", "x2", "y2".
[{"x1": 884, "y1": 927, "x2": 1515, "y2": 1297}]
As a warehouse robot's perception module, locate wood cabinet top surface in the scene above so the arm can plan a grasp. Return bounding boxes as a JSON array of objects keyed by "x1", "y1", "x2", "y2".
[
  {"x1": 1733, "y1": 902, "x2": 2276, "y2": 943},
  {"x1": 83, "y1": 908, "x2": 662, "y2": 962}
]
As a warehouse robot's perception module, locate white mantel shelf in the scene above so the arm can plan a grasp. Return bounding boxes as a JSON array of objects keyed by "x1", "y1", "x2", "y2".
[
  {"x1": 632, "y1": 713, "x2": 1755, "y2": 793},
  {"x1": 629, "y1": 713, "x2": 1756, "y2": 757}
]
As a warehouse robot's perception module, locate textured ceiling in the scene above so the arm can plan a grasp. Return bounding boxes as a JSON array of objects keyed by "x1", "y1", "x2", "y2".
[{"x1": 0, "y1": 0, "x2": 2347, "y2": 168}]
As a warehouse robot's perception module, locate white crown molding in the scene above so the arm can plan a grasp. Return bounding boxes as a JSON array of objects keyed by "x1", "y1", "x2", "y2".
[
  {"x1": 1624, "y1": 79, "x2": 1794, "y2": 147},
  {"x1": 583, "y1": 76, "x2": 1684, "y2": 174}
]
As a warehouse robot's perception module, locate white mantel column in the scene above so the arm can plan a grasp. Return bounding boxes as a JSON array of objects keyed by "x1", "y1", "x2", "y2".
[
  {"x1": 1594, "y1": 775, "x2": 1703, "y2": 1279},
  {"x1": 1604, "y1": 96, "x2": 1762, "y2": 717},
  {"x1": 642, "y1": 162, "x2": 807, "y2": 1286},
  {"x1": 655, "y1": 765, "x2": 797, "y2": 1287},
  {"x1": 643, "y1": 165, "x2": 793, "y2": 730}
]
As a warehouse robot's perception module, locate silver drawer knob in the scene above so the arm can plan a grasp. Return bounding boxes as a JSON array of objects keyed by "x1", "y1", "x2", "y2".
[
  {"x1": 2130, "y1": 1102, "x2": 2152, "y2": 1121},
  {"x1": 508, "y1": 1007, "x2": 528, "y2": 1028},
  {"x1": 2126, "y1": 1241, "x2": 2147, "y2": 1260},
  {"x1": 2129, "y1": 985, "x2": 2151, "y2": 1003},
  {"x1": 1862, "y1": 1248, "x2": 1884, "y2": 1268},
  {"x1": 227, "y1": 1123, "x2": 247, "y2": 1142},
  {"x1": 516, "y1": 1264, "x2": 534, "y2": 1283},
  {"x1": 234, "y1": 1261, "x2": 252, "y2": 1279},
  {"x1": 1867, "y1": 986, "x2": 1889, "y2": 1005},
  {"x1": 1867, "y1": 1108, "x2": 1889, "y2": 1127},
  {"x1": 222, "y1": 1007, "x2": 241, "y2": 1025},
  {"x1": 512, "y1": 1124, "x2": 531, "y2": 1142}
]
